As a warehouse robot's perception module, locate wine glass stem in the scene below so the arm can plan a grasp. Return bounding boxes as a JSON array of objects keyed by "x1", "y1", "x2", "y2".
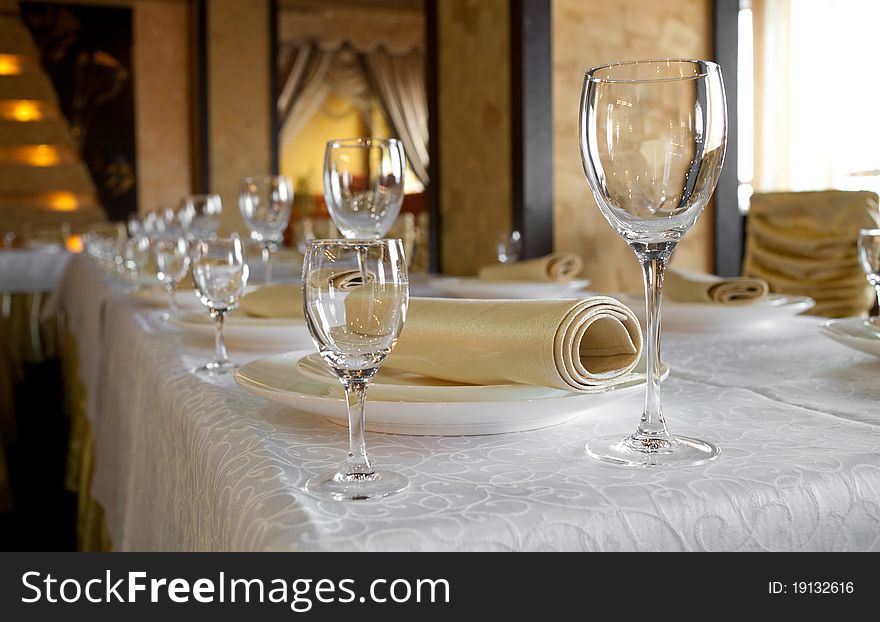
[
  {"x1": 342, "y1": 378, "x2": 374, "y2": 476},
  {"x1": 634, "y1": 241, "x2": 675, "y2": 440},
  {"x1": 167, "y1": 282, "x2": 178, "y2": 315},
  {"x1": 213, "y1": 311, "x2": 229, "y2": 365},
  {"x1": 263, "y1": 244, "x2": 272, "y2": 285},
  {"x1": 873, "y1": 283, "x2": 880, "y2": 315}
]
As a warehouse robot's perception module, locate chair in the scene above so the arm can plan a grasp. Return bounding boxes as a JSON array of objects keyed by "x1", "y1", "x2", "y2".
[{"x1": 743, "y1": 190, "x2": 880, "y2": 317}]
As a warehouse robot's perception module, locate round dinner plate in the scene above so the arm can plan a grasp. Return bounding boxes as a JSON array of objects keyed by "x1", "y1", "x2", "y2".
[
  {"x1": 428, "y1": 276, "x2": 591, "y2": 300},
  {"x1": 171, "y1": 311, "x2": 313, "y2": 350},
  {"x1": 234, "y1": 349, "x2": 666, "y2": 436},
  {"x1": 820, "y1": 317, "x2": 880, "y2": 358},
  {"x1": 129, "y1": 284, "x2": 204, "y2": 310},
  {"x1": 616, "y1": 293, "x2": 815, "y2": 331}
]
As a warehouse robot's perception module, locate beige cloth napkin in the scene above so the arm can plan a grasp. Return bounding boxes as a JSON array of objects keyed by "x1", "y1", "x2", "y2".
[
  {"x1": 240, "y1": 284, "x2": 302, "y2": 319},
  {"x1": 384, "y1": 297, "x2": 642, "y2": 393},
  {"x1": 244, "y1": 286, "x2": 643, "y2": 392},
  {"x1": 664, "y1": 268, "x2": 768, "y2": 305},
  {"x1": 477, "y1": 253, "x2": 584, "y2": 282}
]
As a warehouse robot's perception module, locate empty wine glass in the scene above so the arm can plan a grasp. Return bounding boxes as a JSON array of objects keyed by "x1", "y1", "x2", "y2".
[
  {"x1": 323, "y1": 137, "x2": 405, "y2": 240},
  {"x1": 496, "y1": 230, "x2": 522, "y2": 264},
  {"x1": 302, "y1": 238, "x2": 409, "y2": 500},
  {"x1": 858, "y1": 228, "x2": 880, "y2": 321},
  {"x1": 191, "y1": 235, "x2": 248, "y2": 374},
  {"x1": 239, "y1": 175, "x2": 293, "y2": 285},
  {"x1": 579, "y1": 59, "x2": 727, "y2": 467},
  {"x1": 127, "y1": 213, "x2": 142, "y2": 239},
  {"x1": 180, "y1": 194, "x2": 222, "y2": 242},
  {"x1": 123, "y1": 235, "x2": 151, "y2": 287},
  {"x1": 153, "y1": 237, "x2": 191, "y2": 321}
]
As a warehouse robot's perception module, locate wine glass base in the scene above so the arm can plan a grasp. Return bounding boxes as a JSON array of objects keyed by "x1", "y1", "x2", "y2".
[
  {"x1": 307, "y1": 469, "x2": 409, "y2": 501},
  {"x1": 193, "y1": 360, "x2": 236, "y2": 375},
  {"x1": 586, "y1": 433, "x2": 719, "y2": 468}
]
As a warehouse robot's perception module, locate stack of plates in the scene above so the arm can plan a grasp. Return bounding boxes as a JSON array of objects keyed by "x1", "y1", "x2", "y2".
[
  {"x1": 171, "y1": 312, "x2": 312, "y2": 350},
  {"x1": 820, "y1": 318, "x2": 880, "y2": 358},
  {"x1": 234, "y1": 350, "x2": 666, "y2": 436}
]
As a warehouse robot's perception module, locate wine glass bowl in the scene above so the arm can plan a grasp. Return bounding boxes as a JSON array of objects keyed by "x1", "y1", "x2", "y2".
[
  {"x1": 323, "y1": 137, "x2": 406, "y2": 240},
  {"x1": 180, "y1": 194, "x2": 223, "y2": 242},
  {"x1": 302, "y1": 238, "x2": 409, "y2": 500},
  {"x1": 153, "y1": 237, "x2": 191, "y2": 321},
  {"x1": 579, "y1": 59, "x2": 727, "y2": 467}
]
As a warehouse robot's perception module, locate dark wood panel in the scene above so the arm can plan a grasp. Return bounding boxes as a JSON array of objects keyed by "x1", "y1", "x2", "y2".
[{"x1": 424, "y1": 0, "x2": 440, "y2": 272}]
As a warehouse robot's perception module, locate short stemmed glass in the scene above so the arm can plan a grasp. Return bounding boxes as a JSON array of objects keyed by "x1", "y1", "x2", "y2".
[
  {"x1": 239, "y1": 176, "x2": 293, "y2": 285},
  {"x1": 153, "y1": 237, "x2": 191, "y2": 321},
  {"x1": 579, "y1": 59, "x2": 728, "y2": 467},
  {"x1": 323, "y1": 137, "x2": 405, "y2": 239},
  {"x1": 496, "y1": 230, "x2": 522, "y2": 264},
  {"x1": 302, "y1": 239, "x2": 409, "y2": 500},
  {"x1": 180, "y1": 194, "x2": 223, "y2": 242},
  {"x1": 191, "y1": 235, "x2": 248, "y2": 374},
  {"x1": 857, "y1": 228, "x2": 880, "y2": 322}
]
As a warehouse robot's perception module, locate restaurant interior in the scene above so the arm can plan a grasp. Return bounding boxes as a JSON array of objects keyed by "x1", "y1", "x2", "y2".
[{"x1": 1, "y1": 0, "x2": 879, "y2": 552}]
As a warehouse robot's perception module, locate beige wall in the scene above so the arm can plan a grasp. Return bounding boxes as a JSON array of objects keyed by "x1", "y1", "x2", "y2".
[
  {"x1": 207, "y1": 0, "x2": 272, "y2": 234},
  {"x1": 437, "y1": 0, "x2": 512, "y2": 275},
  {"x1": 552, "y1": 0, "x2": 715, "y2": 292},
  {"x1": 133, "y1": 1, "x2": 191, "y2": 214}
]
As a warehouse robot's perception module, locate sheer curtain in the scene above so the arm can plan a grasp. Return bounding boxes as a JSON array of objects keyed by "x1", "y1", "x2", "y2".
[
  {"x1": 752, "y1": 0, "x2": 880, "y2": 195},
  {"x1": 363, "y1": 48, "x2": 430, "y2": 186}
]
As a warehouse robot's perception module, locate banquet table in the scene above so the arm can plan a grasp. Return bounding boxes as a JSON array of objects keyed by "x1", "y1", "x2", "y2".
[{"x1": 57, "y1": 253, "x2": 880, "y2": 551}]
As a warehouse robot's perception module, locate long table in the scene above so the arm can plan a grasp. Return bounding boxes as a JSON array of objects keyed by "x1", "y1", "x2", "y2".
[{"x1": 58, "y1": 254, "x2": 880, "y2": 551}]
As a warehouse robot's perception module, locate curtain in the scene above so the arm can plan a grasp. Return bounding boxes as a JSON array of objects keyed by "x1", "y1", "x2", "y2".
[
  {"x1": 278, "y1": 44, "x2": 334, "y2": 151},
  {"x1": 363, "y1": 48, "x2": 430, "y2": 186},
  {"x1": 752, "y1": 0, "x2": 880, "y2": 194}
]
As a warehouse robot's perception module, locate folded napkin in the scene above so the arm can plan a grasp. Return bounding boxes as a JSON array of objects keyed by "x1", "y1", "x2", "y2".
[
  {"x1": 240, "y1": 284, "x2": 302, "y2": 319},
  {"x1": 477, "y1": 252, "x2": 584, "y2": 282},
  {"x1": 244, "y1": 285, "x2": 643, "y2": 393},
  {"x1": 383, "y1": 296, "x2": 641, "y2": 393},
  {"x1": 664, "y1": 268, "x2": 768, "y2": 305}
]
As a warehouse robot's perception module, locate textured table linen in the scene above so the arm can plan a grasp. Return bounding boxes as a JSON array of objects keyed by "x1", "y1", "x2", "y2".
[{"x1": 58, "y1": 255, "x2": 880, "y2": 551}]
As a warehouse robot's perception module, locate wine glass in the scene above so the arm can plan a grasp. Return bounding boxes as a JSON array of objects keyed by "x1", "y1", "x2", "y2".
[
  {"x1": 858, "y1": 228, "x2": 880, "y2": 322},
  {"x1": 127, "y1": 213, "x2": 142, "y2": 239},
  {"x1": 323, "y1": 137, "x2": 405, "y2": 240},
  {"x1": 153, "y1": 237, "x2": 191, "y2": 321},
  {"x1": 239, "y1": 175, "x2": 293, "y2": 285},
  {"x1": 179, "y1": 194, "x2": 222, "y2": 242},
  {"x1": 191, "y1": 235, "x2": 248, "y2": 374},
  {"x1": 123, "y1": 235, "x2": 151, "y2": 287},
  {"x1": 302, "y1": 238, "x2": 409, "y2": 500},
  {"x1": 496, "y1": 229, "x2": 522, "y2": 264},
  {"x1": 579, "y1": 59, "x2": 727, "y2": 467}
]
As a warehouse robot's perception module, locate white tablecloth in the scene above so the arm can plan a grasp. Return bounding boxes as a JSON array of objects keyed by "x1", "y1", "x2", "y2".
[
  {"x1": 58, "y1": 255, "x2": 880, "y2": 551},
  {"x1": 0, "y1": 247, "x2": 70, "y2": 293}
]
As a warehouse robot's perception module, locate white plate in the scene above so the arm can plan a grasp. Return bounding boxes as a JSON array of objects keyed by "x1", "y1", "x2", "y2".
[
  {"x1": 429, "y1": 276, "x2": 591, "y2": 299},
  {"x1": 617, "y1": 293, "x2": 814, "y2": 331},
  {"x1": 172, "y1": 311, "x2": 313, "y2": 350},
  {"x1": 234, "y1": 349, "x2": 665, "y2": 436},
  {"x1": 129, "y1": 285, "x2": 204, "y2": 310},
  {"x1": 820, "y1": 317, "x2": 880, "y2": 358}
]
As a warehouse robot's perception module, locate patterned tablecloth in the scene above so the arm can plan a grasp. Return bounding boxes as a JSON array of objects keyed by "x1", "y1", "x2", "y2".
[{"x1": 58, "y1": 254, "x2": 880, "y2": 551}]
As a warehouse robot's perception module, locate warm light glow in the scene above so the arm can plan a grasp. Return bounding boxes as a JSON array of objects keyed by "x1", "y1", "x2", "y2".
[
  {"x1": 0, "y1": 55, "x2": 23, "y2": 76},
  {"x1": 24, "y1": 145, "x2": 59, "y2": 166},
  {"x1": 0, "y1": 100, "x2": 44, "y2": 122},
  {"x1": 65, "y1": 235, "x2": 84, "y2": 253},
  {"x1": 46, "y1": 192, "x2": 79, "y2": 212}
]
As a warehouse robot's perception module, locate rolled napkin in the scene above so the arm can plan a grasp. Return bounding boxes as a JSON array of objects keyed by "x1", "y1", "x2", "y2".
[
  {"x1": 383, "y1": 296, "x2": 642, "y2": 393},
  {"x1": 477, "y1": 252, "x2": 584, "y2": 282},
  {"x1": 664, "y1": 268, "x2": 769, "y2": 305},
  {"x1": 240, "y1": 284, "x2": 302, "y2": 319}
]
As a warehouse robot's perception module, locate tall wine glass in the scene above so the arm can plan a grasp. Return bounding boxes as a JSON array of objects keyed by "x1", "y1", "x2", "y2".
[
  {"x1": 323, "y1": 137, "x2": 405, "y2": 239},
  {"x1": 858, "y1": 229, "x2": 880, "y2": 321},
  {"x1": 180, "y1": 194, "x2": 222, "y2": 242},
  {"x1": 579, "y1": 59, "x2": 727, "y2": 467},
  {"x1": 123, "y1": 235, "x2": 151, "y2": 287},
  {"x1": 153, "y1": 237, "x2": 191, "y2": 321},
  {"x1": 191, "y1": 235, "x2": 248, "y2": 374},
  {"x1": 239, "y1": 175, "x2": 293, "y2": 285},
  {"x1": 302, "y1": 239, "x2": 409, "y2": 500}
]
